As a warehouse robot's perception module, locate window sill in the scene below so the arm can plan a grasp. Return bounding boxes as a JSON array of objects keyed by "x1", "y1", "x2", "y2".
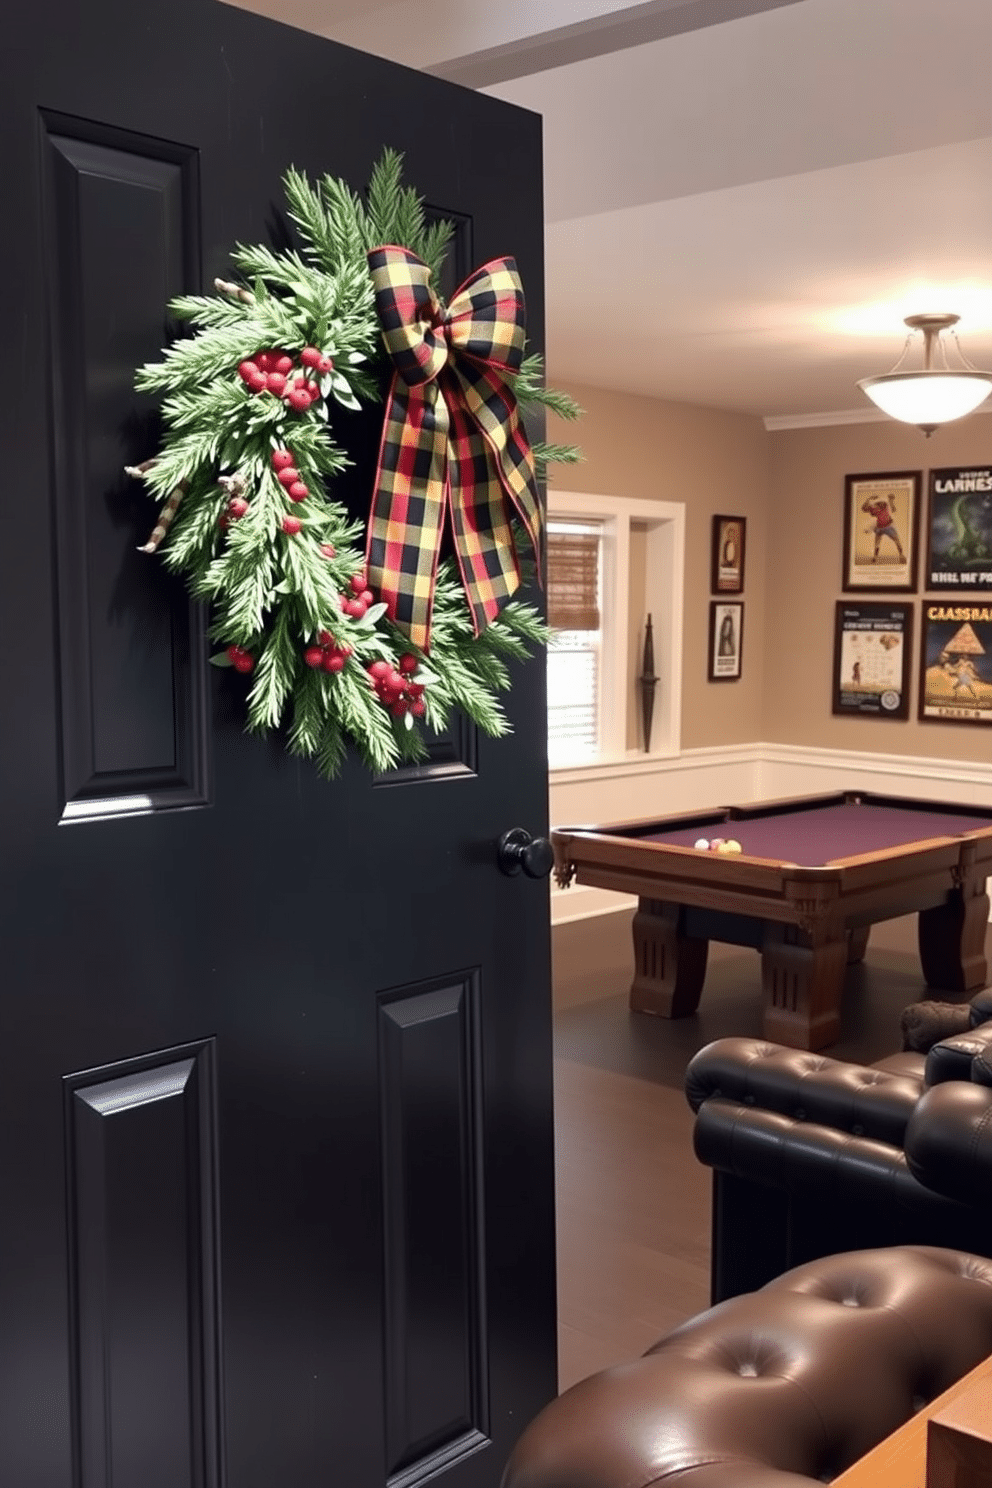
[
  {"x1": 549, "y1": 741, "x2": 764, "y2": 788},
  {"x1": 549, "y1": 750, "x2": 681, "y2": 785}
]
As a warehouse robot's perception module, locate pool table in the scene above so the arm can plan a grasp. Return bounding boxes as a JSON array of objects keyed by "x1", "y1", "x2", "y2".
[{"x1": 551, "y1": 790, "x2": 992, "y2": 1050}]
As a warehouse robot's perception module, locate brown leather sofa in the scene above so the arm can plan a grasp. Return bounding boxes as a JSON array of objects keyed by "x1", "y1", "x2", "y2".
[
  {"x1": 502, "y1": 1246, "x2": 992, "y2": 1488},
  {"x1": 685, "y1": 991, "x2": 992, "y2": 1301}
]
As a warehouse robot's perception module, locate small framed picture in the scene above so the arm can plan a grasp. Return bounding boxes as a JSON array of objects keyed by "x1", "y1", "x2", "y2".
[
  {"x1": 925, "y1": 466, "x2": 992, "y2": 591},
  {"x1": 832, "y1": 601, "x2": 912, "y2": 719},
  {"x1": 708, "y1": 600, "x2": 743, "y2": 681},
  {"x1": 711, "y1": 515, "x2": 746, "y2": 594},
  {"x1": 919, "y1": 601, "x2": 992, "y2": 726},
  {"x1": 843, "y1": 471, "x2": 921, "y2": 592}
]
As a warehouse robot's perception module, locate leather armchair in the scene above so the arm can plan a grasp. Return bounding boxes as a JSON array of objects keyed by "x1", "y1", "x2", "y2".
[
  {"x1": 685, "y1": 992, "x2": 992, "y2": 1301},
  {"x1": 502, "y1": 1246, "x2": 992, "y2": 1488}
]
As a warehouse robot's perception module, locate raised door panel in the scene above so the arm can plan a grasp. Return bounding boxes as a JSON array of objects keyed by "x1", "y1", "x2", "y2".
[
  {"x1": 41, "y1": 114, "x2": 208, "y2": 817},
  {"x1": 65, "y1": 1043, "x2": 221, "y2": 1488}
]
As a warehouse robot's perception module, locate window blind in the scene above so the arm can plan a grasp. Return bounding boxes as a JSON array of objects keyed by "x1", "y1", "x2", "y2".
[
  {"x1": 547, "y1": 531, "x2": 600, "y2": 632},
  {"x1": 547, "y1": 521, "x2": 602, "y2": 764}
]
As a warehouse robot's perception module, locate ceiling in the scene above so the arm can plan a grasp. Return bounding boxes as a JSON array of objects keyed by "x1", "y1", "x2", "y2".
[{"x1": 232, "y1": 0, "x2": 992, "y2": 425}]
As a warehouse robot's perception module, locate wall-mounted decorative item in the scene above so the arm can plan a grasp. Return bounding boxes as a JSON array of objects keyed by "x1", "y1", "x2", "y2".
[
  {"x1": 638, "y1": 613, "x2": 659, "y2": 751},
  {"x1": 832, "y1": 601, "x2": 912, "y2": 719},
  {"x1": 123, "y1": 152, "x2": 581, "y2": 781},
  {"x1": 843, "y1": 471, "x2": 921, "y2": 592},
  {"x1": 711, "y1": 515, "x2": 746, "y2": 594},
  {"x1": 925, "y1": 465, "x2": 992, "y2": 591},
  {"x1": 919, "y1": 601, "x2": 992, "y2": 725},
  {"x1": 708, "y1": 600, "x2": 743, "y2": 681}
]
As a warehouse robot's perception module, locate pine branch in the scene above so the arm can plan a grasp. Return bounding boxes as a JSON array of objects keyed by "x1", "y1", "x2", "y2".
[
  {"x1": 420, "y1": 217, "x2": 455, "y2": 286},
  {"x1": 512, "y1": 354, "x2": 583, "y2": 422},
  {"x1": 318, "y1": 170, "x2": 370, "y2": 266},
  {"x1": 169, "y1": 294, "x2": 248, "y2": 330},
  {"x1": 362, "y1": 148, "x2": 453, "y2": 280},
  {"x1": 246, "y1": 605, "x2": 297, "y2": 728},
  {"x1": 331, "y1": 670, "x2": 400, "y2": 772},
  {"x1": 228, "y1": 242, "x2": 314, "y2": 294},
  {"x1": 365, "y1": 149, "x2": 420, "y2": 248},
  {"x1": 532, "y1": 440, "x2": 583, "y2": 471},
  {"x1": 282, "y1": 166, "x2": 348, "y2": 272},
  {"x1": 286, "y1": 669, "x2": 329, "y2": 758},
  {"x1": 141, "y1": 436, "x2": 221, "y2": 496},
  {"x1": 314, "y1": 720, "x2": 350, "y2": 780},
  {"x1": 493, "y1": 601, "x2": 549, "y2": 646}
]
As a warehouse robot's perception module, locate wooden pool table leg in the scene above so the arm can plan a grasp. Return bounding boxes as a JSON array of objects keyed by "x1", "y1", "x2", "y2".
[
  {"x1": 760, "y1": 923, "x2": 848, "y2": 1051},
  {"x1": 918, "y1": 879, "x2": 990, "y2": 993},
  {"x1": 629, "y1": 898, "x2": 708, "y2": 1018}
]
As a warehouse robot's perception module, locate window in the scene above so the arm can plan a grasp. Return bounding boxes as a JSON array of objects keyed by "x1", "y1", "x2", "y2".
[
  {"x1": 547, "y1": 520, "x2": 602, "y2": 765},
  {"x1": 546, "y1": 492, "x2": 686, "y2": 770}
]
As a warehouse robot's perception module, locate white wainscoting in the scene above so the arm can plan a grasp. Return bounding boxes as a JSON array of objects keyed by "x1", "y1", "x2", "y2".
[{"x1": 550, "y1": 742, "x2": 992, "y2": 925}]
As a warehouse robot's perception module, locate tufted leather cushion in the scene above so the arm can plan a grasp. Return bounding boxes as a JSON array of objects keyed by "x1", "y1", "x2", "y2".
[
  {"x1": 501, "y1": 1247, "x2": 992, "y2": 1488},
  {"x1": 906, "y1": 1083, "x2": 992, "y2": 1203},
  {"x1": 971, "y1": 1030, "x2": 992, "y2": 1088},
  {"x1": 925, "y1": 1019, "x2": 992, "y2": 1086},
  {"x1": 691, "y1": 1099, "x2": 965, "y2": 1217},
  {"x1": 685, "y1": 1038, "x2": 925, "y2": 1146}
]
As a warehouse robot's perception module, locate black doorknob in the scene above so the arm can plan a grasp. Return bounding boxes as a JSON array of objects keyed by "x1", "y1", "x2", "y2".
[{"x1": 497, "y1": 828, "x2": 555, "y2": 879}]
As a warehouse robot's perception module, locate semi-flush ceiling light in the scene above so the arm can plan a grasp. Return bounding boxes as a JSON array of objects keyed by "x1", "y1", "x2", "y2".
[{"x1": 857, "y1": 313, "x2": 992, "y2": 436}]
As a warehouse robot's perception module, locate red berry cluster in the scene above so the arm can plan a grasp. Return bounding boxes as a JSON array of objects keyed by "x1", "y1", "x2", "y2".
[
  {"x1": 365, "y1": 653, "x2": 426, "y2": 718},
  {"x1": 339, "y1": 570, "x2": 376, "y2": 620},
  {"x1": 304, "y1": 630, "x2": 353, "y2": 674},
  {"x1": 237, "y1": 346, "x2": 334, "y2": 413},
  {"x1": 271, "y1": 447, "x2": 309, "y2": 502},
  {"x1": 226, "y1": 644, "x2": 255, "y2": 674}
]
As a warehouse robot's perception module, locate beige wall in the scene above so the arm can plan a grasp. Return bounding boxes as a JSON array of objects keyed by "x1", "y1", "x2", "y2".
[
  {"x1": 547, "y1": 382, "x2": 770, "y2": 749},
  {"x1": 548, "y1": 381, "x2": 992, "y2": 764},
  {"x1": 767, "y1": 416, "x2": 992, "y2": 762}
]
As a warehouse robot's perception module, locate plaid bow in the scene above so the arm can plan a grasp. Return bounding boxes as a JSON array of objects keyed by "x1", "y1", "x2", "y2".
[{"x1": 366, "y1": 245, "x2": 543, "y2": 651}]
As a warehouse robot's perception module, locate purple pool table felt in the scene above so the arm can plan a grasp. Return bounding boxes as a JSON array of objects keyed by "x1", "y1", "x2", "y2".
[{"x1": 642, "y1": 801, "x2": 992, "y2": 867}]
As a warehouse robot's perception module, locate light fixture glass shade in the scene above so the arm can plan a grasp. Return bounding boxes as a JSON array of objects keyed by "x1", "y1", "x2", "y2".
[
  {"x1": 857, "y1": 370, "x2": 992, "y2": 426},
  {"x1": 856, "y1": 313, "x2": 992, "y2": 434}
]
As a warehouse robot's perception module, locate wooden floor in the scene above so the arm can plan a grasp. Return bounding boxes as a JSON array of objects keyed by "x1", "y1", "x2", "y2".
[{"x1": 551, "y1": 907, "x2": 990, "y2": 1391}]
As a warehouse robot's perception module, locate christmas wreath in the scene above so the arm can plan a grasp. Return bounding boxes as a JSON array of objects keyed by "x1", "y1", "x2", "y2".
[{"x1": 129, "y1": 150, "x2": 580, "y2": 778}]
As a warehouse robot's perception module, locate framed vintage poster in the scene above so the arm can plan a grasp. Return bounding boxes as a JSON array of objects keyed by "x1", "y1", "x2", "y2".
[
  {"x1": 918, "y1": 601, "x2": 992, "y2": 725},
  {"x1": 711, "y1": 515, "x2": 746, "y2": 594},
  {"x1": 832, "y1": 601, "x2": 912, "y2": 719},
  {"x1": 842, "y1": 471, "x2": 921, "y2": 592},
  {"x1": 925, "y1": 465, "x2": 992, "y2": 591},
  {"x1": 708, "y1": 600, "x2": 743, "y2": 681}
]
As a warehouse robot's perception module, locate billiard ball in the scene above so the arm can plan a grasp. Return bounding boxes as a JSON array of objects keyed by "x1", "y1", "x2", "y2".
[
  {"x1": 693, "y1": 837, "x2": 709, "y2": 851},
  {"x1": 718, "y1": 839, "x2": 743, "y2": 854},
  {"x1": 709, "y1": 837, "x2": 725, "y2": 850}
]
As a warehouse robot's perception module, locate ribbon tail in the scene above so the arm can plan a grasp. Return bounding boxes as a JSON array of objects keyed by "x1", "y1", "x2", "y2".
[
  {"x1": 365, "y1": 377, "x2": 449, "y2": 651},
  {"x1": 448, "y1": 363, "x2": 543, "y2": 624},
  {"x1": 447, "y1": 398, "x2": 521, "y2": 637}
]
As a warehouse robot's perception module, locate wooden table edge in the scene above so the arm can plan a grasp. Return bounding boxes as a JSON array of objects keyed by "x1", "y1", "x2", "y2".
[{"x1": 831, "y1": 1350, "x2": 992, "y2": 1488}]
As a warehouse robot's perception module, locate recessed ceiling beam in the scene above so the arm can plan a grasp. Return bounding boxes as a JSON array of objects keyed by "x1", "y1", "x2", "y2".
[{"x1": 428, "y1": 0, "x2": 807, "y2": 87}]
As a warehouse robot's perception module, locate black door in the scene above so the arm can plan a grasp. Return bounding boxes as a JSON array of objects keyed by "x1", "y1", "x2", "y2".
[{"x1": 1, "y1": 4, "x2": 556, "y2": 1485}]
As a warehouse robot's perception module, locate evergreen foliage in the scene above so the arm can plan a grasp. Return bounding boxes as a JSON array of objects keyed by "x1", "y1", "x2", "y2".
[{"x1": 130, "y1": 152, "x2": 581, "y2": 778}]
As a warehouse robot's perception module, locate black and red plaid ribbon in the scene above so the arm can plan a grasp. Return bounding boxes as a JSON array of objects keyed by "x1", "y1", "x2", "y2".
[{"x1": 366, "y1": 245, "x2": 543, "y2": 651}]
